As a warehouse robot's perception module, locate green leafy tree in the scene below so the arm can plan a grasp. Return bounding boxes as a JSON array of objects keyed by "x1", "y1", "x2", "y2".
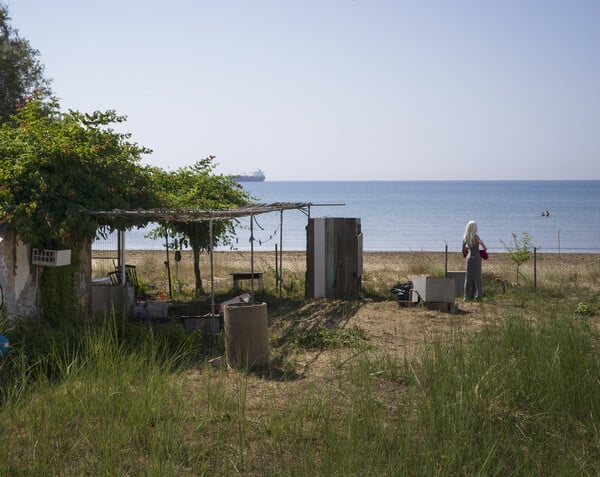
[
  {"x1": 501, "y1": 231, "x2": 536, "y2": 286},
  {"x1": 155, "y1": 156, "x2": 251, "y2": 295},
  {"x1": 0, "y1": 95, "x2": 160, "y2": 250},
  {"x1": 0, "y1": 3, "x2": 52, "y2": 123}
]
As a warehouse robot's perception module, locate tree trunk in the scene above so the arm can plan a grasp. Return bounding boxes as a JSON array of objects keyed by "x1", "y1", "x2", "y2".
[{"x1": 193, "y1": 245, "x2": 203, "y2": 296}]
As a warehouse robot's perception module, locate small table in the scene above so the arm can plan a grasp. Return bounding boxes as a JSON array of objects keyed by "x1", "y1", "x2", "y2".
[{"x1": 231, "y1": 272, "x2": 264, "y2": 293}]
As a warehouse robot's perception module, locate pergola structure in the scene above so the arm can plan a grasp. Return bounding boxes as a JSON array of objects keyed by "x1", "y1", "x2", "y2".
[{"x1": 89, "y1": 202, "x2": 342, "y2": 314}]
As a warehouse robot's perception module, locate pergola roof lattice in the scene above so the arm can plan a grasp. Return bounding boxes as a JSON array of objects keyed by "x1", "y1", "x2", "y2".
[
  {"x1": 88, "y1": 201, "x2": 344, "y2": 314},
  {"x1": 88, "y1": 202, "x2": 316, "y2": 223}
]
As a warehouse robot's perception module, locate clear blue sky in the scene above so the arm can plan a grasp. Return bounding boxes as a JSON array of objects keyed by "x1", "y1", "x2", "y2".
[{"x1": 7, "y1": 0, "x2": 600, "y2": 180}]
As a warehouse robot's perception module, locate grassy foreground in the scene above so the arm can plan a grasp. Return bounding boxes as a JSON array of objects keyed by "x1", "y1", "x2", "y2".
[{"x1": 1, "y1": 252, "x2": 599, "y2": 475}]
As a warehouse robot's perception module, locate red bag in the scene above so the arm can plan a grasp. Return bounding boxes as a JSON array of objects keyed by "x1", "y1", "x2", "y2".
[{"x1": 479, "y1": 249, "x2": 489, "y2": 260}]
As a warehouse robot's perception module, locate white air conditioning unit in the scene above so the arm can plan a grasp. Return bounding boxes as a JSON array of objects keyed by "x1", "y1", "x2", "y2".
[{"x1": 31, "y1": 249, "x2": 71, "y2": 267}]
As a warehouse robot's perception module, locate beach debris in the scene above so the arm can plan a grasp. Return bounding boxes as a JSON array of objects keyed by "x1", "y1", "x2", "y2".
[{"x1": 390, "y1": 281, "x2": 413, "y2": 303}]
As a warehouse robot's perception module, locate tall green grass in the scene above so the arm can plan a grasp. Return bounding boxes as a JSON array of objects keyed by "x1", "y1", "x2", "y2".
[
  {"x1": 1, "y1": 291, "x2": 600, "y2": 474},
  {"x1": 0, "y1": 315, "x2": 209, "y2": 475},
  {"x1": 252, "y1": 307, "x2": 600, "y2": 475},
  {"x1": 391, "y1": 308, "x2": 600, "y2": 475}
]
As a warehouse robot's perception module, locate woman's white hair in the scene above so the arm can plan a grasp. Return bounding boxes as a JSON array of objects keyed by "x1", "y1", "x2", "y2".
[{"x1": 463, "y1": 220, "x2": 478, "y2": 246}]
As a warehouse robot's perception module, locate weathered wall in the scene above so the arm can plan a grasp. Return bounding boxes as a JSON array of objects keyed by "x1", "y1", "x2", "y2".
[
  {"x1": 0, "y1": 227, "x2": 92, "y2": 319},
  {"x1": 0, "y1": 226, "x2": 38, "y2": 317}
]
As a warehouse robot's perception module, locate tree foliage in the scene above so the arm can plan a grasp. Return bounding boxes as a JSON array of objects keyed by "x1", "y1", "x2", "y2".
[
  {"x1": 501, "y1": 231, "x2": 536, "y2": 286},
  {"x1": 0, "y1": 95, "x2": 160, "y2": 250},
  {"x1": 0, "y1": 2, "x2": 254, "y2": 310},
  {"x1": 0, "y1": 3, "x2": 51, "y2": 123},
  {"x1": 155, "y1": 156, "x2": 251, "y2": 294}
]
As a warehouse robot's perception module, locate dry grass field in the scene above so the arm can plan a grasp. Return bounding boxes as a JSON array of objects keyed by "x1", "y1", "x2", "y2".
[
  {"x1": 92, "y1": 249, "x2": 600, "y2": 376},
  {"x1": 93, "y1": 249, "x2": 600, "y2": 297}
]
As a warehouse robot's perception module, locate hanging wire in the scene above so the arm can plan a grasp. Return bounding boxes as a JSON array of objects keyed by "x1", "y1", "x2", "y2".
[{"x1": 249, "y1": 215, "x2": 281, "y2": 245}]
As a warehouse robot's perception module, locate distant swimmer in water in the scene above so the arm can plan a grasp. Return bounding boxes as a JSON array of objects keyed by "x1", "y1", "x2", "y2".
[{"x1": 541, "y1": 210, "x2": 550, "y2": 216}]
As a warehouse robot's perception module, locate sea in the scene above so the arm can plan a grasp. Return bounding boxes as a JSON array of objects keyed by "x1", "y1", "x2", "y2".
[{"x1": 96, "y1": 181, "x2": 600, "y2": 253}]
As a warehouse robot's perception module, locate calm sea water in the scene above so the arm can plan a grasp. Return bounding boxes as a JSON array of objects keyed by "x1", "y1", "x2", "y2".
[{"x1": 103, "y1": 181, "x2": 600, "y2": 253}]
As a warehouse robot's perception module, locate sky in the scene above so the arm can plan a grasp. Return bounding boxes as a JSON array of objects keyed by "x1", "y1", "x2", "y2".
[{"x1": 6, "y1": 0, "x2": 600, "y2": 181}]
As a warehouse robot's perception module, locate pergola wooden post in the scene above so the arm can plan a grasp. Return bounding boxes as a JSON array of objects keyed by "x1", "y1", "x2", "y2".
[{"x1": 90, "y1": 202, "x2": 342, "y2": 313}]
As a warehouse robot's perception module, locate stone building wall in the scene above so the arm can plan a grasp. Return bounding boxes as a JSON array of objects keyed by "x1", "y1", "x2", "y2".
[
  {"x1": 0, "y1": 226, "x2": 91, "y2": 319},
  {"x1": 0, "y1": 225, "x2": 38, "y2": 318}
]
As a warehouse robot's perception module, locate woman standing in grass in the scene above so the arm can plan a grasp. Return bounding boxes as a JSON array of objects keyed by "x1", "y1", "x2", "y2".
[{"x1": 462, "y1": 220, "x2": 487, "y2": 301}]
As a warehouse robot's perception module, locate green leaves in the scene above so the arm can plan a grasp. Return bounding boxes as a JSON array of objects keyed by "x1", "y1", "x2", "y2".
[
  {"x1": 0, "y1": 3, "x2": 52, "y2": 123},
  {"x1": 152, "y1": 156, "x2": 251, "y2": 294},
  {"x1": 0, "y1": 96, "x2": 159, "y2": 249},
  {"x1": 501, "y1": 232, "x2": 537, "y2": 286},
  {"x1": 501, "y1": 232, "x2": 535, "y2": 266},
  {"x1": 155, "y1": 157, "x2": 251, "y2": 251},
  {"x1": 1, "y1": 96, "x2": 252, "y2": 299}
]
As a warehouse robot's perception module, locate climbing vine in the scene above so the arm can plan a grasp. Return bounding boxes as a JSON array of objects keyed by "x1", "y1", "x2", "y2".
[
  {"x1": 0, "y1": 94, "x2": 160, "y2": 250},
  {"x1": 39, "y1": 264, "x2": 79, "y2": 325}
]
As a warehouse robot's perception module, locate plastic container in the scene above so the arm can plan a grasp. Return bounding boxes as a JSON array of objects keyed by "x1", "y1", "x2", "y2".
[{"x1": 0, "y1": 335, "x2": 9, "y2": 357}]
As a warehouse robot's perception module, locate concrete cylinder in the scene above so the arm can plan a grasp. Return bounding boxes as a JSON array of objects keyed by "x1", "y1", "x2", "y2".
[{"x1": 223, "y1": 302, "x2": 269, "y2": 369}]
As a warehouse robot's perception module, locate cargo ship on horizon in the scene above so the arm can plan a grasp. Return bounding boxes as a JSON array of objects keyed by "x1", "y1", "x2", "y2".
[{"x1": 231, "y1": 169, "x2": 265, "y2": 182}]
